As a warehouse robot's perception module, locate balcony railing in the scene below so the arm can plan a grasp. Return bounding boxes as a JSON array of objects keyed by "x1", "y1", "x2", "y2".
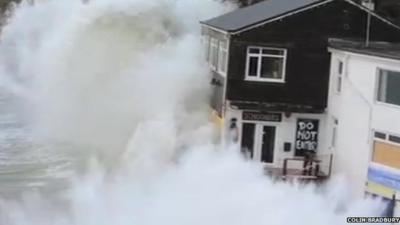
[{"x1": 264, "y1": 154, "x2": 333, "y2": 182}]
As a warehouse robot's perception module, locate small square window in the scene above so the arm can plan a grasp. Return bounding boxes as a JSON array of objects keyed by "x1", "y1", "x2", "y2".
[
  {"x1": 249, "y1": 48, "x2": 260, "y2": 54},
  {"x1": 389, "y1": 135, "x2": 400, "y2": 144},
  {"x1": 374, "y1": 132, "x2": 386, "y2": 140},
  {"x1": 262, "y1": 49, "x2": 284, "y2": 55}
]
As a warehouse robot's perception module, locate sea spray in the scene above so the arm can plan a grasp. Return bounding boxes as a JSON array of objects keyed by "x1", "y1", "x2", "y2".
[{"x1": 0, "y1": 0, "x2": 387, "y2": 224}]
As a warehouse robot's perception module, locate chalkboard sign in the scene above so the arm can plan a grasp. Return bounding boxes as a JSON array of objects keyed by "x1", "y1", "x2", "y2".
[
  {"x1": 242, "y1": 112, "x2": 282, "y2": 122},
  {"x1": 295, "y1": 119, "x2": 319, "y2": 156}
]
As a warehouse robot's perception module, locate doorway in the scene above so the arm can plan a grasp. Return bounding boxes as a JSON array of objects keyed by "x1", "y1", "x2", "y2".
[{"x1": 241, "y1": 123, "x2": 277, "y2": 164}]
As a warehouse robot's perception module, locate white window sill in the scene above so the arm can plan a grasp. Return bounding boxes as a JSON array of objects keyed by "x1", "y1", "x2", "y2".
[
  {"x1": 217, "y1": 70, "x2": 227, "y2": 77},
  {"x1": 208, "y1": 66, "x2": 226, "y2": 77},
  {"x1": 245, "y1": 77, "x2": 285, "y2": 83},
  {"x1": 375, "y1": 101, "x2": 400, "y2": 110}
]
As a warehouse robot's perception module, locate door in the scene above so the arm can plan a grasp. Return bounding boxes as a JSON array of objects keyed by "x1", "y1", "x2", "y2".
[
  {"x1": 241, "y1": 123, "x2": 255, "y2": 158},
  {"x1": 240, "y1": 123, "x2": 276, "y2": 164},
  {"x1": 261, "y1": 126, "x2": 276, "y2": 163}
]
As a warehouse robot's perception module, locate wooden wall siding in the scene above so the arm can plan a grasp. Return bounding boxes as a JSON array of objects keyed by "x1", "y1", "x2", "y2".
[
  {"x1": 373, "y1": 141, "x2": 400, "y2": 170},
  {"x1": 225, "y1": 1, "x2": 400, "y2": 110}
]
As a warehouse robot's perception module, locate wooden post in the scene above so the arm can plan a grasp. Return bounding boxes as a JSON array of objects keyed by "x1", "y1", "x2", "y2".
[{"x1": 283, "y1": 158, "x2": 288, "y2": 176}]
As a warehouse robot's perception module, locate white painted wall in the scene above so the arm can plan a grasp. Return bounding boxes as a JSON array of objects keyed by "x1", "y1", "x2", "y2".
[{"x1": 327, "y1": 48, "x2": 400, "y2": 198}]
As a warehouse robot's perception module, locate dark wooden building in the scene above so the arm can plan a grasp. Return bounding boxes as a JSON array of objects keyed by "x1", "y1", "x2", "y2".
[{"x1": 200, "y1": 0, "x2": 400, "y2": 177}]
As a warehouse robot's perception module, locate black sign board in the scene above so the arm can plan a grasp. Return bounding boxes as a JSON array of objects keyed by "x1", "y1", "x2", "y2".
[
  {"x1": 295, "y1": 119, "x2": 319, "y2": 156},
  {"x1": 242, "y1": 112, "x2": 282, "y2": 122}
]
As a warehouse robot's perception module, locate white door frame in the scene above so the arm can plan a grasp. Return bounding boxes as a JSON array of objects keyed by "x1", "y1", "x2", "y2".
[{"x1": 242, "y1": 120, "x2": 280, "y2": 166}]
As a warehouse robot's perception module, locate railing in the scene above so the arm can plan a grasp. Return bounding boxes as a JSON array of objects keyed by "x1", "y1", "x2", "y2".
[{"x1": 280, "y1": 154, "x2": 333, "y2": 181}]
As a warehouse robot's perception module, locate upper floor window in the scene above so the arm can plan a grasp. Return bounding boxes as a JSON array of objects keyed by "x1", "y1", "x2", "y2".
[
  {"x1": 336, "y1": 60, "x2": 343, "y2": 93},
  {"x1": 331, "y1": 118, "x2": 339, "y2": 148},
  {"x1": 377, "y1": 69, "x2": 400, "y2": 107},
  {"x1": 245, "y1": 46, "x2": 287, "y2": 82},
  {"x1": 204, "y1": 37, "x2": 228, "y2": 76},
  {"x1": 202, "y1": 35, "x2": 210, "y2": 62},
  {"x1": 218, "y1": 41, "x2": 228, "y2": 75},
  {"x1": 209, "y1": 38, "x2": 219, "y2": 70}
]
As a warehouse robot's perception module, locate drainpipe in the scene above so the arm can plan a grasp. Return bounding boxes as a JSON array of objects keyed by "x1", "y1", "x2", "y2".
[
  {"x1": 366, "y1": 13, "x2": 371, "y2": 47},
  {"x1": 362, "y1": 0, "x2": 375, "y2": 47},
  {"x1": 395, "y1": 192, "x2": 400, "y2": 217}
]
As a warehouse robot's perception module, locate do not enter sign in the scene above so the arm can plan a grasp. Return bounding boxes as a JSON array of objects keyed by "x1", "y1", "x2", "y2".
[{"x1": 295, "y1": 119, "x2": 319, "y2": 156}]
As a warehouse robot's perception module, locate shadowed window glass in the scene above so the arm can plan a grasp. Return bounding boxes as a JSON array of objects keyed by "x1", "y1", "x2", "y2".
[
  {"x1": 378, "y1": 69, "x2": 400, "y2": 106},
  {"x1": 246, "y1": 46, "x2": 286, "y2": 82}
]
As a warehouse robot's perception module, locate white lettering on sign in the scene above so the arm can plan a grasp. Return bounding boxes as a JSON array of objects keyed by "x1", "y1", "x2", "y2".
[{"x1": 295, "y1": 119, "x2": 319, "y2": 153}]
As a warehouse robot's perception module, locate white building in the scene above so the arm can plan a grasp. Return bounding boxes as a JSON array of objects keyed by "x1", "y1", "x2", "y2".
[{"x1": 327, "y1": 39, "x2": 400, "y2": 204}]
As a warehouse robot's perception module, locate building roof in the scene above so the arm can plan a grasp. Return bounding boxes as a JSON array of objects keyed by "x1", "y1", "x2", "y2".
[
  {"x1": 201, "y1": 0, "x2": 400, "y2": 34},
  {"x1": 201, "y1": 0, "x2": 327, "y2": 33},
  {"x1": 328, "y1": 38, "x2": 400, "y2": 61}
]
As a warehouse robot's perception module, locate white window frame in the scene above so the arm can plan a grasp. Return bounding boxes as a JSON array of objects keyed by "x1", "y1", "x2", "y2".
[
  {"x1": 241, "y1": 120, "x2": 280, "y2": 166},
  {"x1": 336, "y1": 60, "x2": 344, "y2": 94},
  {"x1": 202, "y1": 35, "x2": 210, "y2": 63},
  {"x1": 245, "y1": 46, "x2": 287, "y2": 83},
  {"x1": 331, "y1": 118, "x2": 339, "y2": 149},
  {"x1": 376, "y1": 68, "x2": 400, "y2": 108},
  {"x1": 373, "y1": 130, "x2": 400, "y2": 147},
  {"x1": 217, "y1": 41, "x2": 228, "y2": 76},
  {"x1": 209, "y1": 38, "x2": 219, "y2": 71}
]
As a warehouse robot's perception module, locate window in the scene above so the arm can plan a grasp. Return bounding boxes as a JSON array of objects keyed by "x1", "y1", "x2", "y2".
[
  {"x1": 209, "y1": 38, "x2": 219, "y2": 70},
  {"x1": 372, "y1": 132, "x2": 400, "y2": 170},
  {"x1": 336, "y1": 60, "x2": 344, "y2": 93},
  {"x1": 245, "y1": 47, "x2": 287, "y2": 82},
  {"x1": 373, "y1": 131, "x2": 400, "y2": 145},
  {"x1": 374, "y1": 131, "x2": 387, "y2": 140},
  {"x1": 377, "y1": 69, "x2": 400, "y2": 106},
  {"x1": 218, "y1": 41, "x2": 228, "y2": 75},
  {"x1": 205, "y1": 37, "x2": 228, "y2": 75},
  {"x1": 202, "y1": 35, "x2": 210, "y2": 62},
  {"x1": 389, "y1": 135, "x2": 400, "y2": 144},
  {"x1": 331, "y1": 118, "x2": 339, "y2": 148}
]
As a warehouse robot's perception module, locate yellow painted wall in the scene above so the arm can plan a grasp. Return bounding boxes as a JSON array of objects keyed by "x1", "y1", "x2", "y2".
[
  {"x1": 211, "y1": 110, "x2": 224, "y2": 129},
  {"x1": 366, "y1": 181, "x2": 396, "y2": 199},
  {"x1": 373, "y1": 141, "x2": 400, "y2": 170}
]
